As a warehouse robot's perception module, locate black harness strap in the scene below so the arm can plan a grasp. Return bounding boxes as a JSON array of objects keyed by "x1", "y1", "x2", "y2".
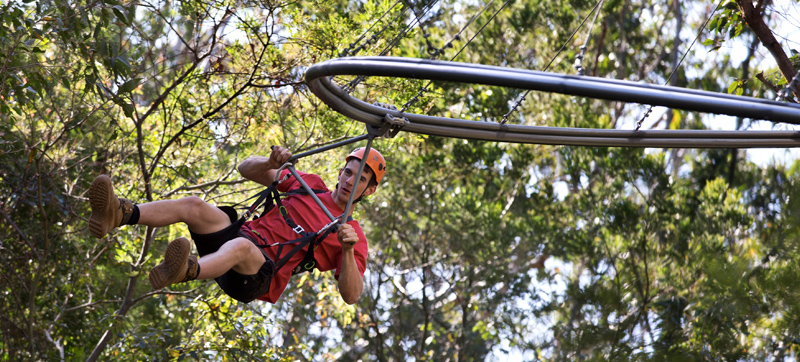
[
  {"x1": 241, "y1": 178, "x2": 352, "y2": 275},
  {"x1": 272, "y1": 225, "x2": 338, "y2": 275}
]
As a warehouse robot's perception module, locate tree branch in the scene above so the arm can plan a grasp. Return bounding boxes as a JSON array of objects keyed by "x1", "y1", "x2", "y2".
[
  {"x1": 146, "y1": 44, "x2": 270, "y2": 177},
  {"x1": 756, "y1": 72, "x2": 783, "y2": 94},
  {"x1": 86, "y1": 226, "x2": 155, "y2": 362},
  {"x1": 737, "y1": 0, "x2": 799, "y2": 99}
]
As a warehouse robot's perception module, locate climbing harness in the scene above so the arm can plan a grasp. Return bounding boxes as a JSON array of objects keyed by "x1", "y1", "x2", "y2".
[
  {"x1": 240, "y1": 186, "x2": 327, "y2": 274},
  {"x1": 305, "y1": 56, "x2": 800, "y2": 148},
  {"x1": 241, "y1": 179, "x2": 351, "y2": 275},
  {"x1": 235, "y1": 122, "x2": 402, "y2": 275}
]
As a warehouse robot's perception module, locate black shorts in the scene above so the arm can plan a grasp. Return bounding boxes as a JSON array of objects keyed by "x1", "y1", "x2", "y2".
[{"x1": 190, "y1": 206, "x2": 274, "y2": 303}]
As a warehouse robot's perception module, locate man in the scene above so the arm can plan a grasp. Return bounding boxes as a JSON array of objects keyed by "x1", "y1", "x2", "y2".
[{"x1": 86, "y1": 146, "x2": 385, "y2": 304}]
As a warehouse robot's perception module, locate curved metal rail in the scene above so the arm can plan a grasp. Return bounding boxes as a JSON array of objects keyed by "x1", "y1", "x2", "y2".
[{"x1": 305, "y1": 57, "x2": 800, "y2": 148}]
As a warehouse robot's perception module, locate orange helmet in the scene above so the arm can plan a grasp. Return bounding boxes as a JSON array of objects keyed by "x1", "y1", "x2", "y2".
[{"x1": 346, "y1": 147, "x2": 386, "y2": 185}]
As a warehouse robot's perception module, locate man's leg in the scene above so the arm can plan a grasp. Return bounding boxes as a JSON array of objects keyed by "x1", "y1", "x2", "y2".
[
  {"x1": 87, "y1": 175, "x2": 135, "y2": 238},
  {"x1": 137, "y1": 197, "x2": 232, "y2": 235},
  {"x1": 196, "y1": 237, "x2": 267, "y2": 278},
  {"x1": 87, "y1": 175, "x2": 266, "y2": 290},
  {"x1": 150, "y1": 236, "x2": 267, "y2": 288},
  {"x1": 87, "y1": 175, "x2": 231, "y2": 238},
  {"x1": 149, "y1": 237, "x2": 197, "y2": 289}
]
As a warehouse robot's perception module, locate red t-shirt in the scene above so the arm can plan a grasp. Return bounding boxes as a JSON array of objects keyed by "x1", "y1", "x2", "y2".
[{"x1": 240, "y1": 170, "x2": 369, "y2": 303}]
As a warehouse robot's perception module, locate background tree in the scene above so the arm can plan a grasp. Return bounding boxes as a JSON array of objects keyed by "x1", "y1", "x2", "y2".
[{"x1": 2, "y1": 0, "x2": 800, "y2": 361}]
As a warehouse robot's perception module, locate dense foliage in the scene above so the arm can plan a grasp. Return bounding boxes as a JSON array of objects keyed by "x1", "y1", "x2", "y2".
[{"x1": 2, "y1": 0, "x2": 799, "y2": 360}]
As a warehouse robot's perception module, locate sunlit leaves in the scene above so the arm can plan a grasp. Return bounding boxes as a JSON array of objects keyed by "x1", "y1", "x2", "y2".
[{"x1": 5, "y1": 0, "x2": 800, "y2": 360}]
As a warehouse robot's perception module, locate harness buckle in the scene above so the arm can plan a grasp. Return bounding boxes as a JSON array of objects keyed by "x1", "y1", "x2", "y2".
[
  {"x1": 292, "y1": 225, "x2": 306, "y2": 234},
  {"x1": 319, "y1": 218, "x2": 341, "y2": 234}
]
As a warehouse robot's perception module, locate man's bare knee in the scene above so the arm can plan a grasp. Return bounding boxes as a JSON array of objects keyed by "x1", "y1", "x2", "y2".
[
  {"x1": 228, "y1": 238, "x2": 266, "y2": 275},
  {"x1": 181, "y1": 196, "x2": 231, "y2": 234},
  {"x1": 181, "y1": 196, "x2": 211, "y2": 216}
]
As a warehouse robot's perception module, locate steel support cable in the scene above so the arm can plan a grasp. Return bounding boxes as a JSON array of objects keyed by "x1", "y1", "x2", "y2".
[
  {"x1": 403, "y1": 0, "x2": 445, "y2": 55},
  {"x1": 635, "y1": 0, "x2": 725, "y2": 130},
  {"x1": 375, "y1": 0, "x2": 441, "y2": 58},
  {"x1": 448, "y1": 0, "x2": 511, "y2": 62},
  {"x1": 503, "y1": 0, "x2": 606, "y2": 123},
  {"x1": 305, "y1": 57, "x2": 800, "y2": 148},
  {"x1": 378, "y1": 0, "x2": 443, "y2": 58},
  {"x1": 574, "y1": 0, "x2": 605, "y2": 76},
  {"x1": 338, "y1": 0, "x2": 404, "y2": 58},
  {"x1": 342, "y1": 0, "x2": 439, "y2": 92},
  {"x1": 341, "y1": 0, "x2": 410, "y2": 91},
  {"x1": 401, "y1": 0, "x2": 511, "y2": 112},
  {"x1": 427, "y1": 0, "x2": 498, "y2": 59}
]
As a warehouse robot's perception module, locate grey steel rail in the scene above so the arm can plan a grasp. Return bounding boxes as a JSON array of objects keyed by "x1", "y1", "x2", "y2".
[{"x1": 305, "y1": 57, "x2": 800, "y2": 148}]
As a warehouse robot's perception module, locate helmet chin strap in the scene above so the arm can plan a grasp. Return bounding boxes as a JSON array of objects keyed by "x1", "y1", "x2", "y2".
[
  {"x1": 335, "y1": 182, "x2": 369, "y2": 206},
  {"x1": 340, "y1": 135, "x2": 376, "y2": 223}
]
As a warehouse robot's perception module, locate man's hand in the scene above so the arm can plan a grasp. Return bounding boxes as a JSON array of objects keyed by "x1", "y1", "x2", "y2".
[
  {"x1": 239, "y1": 146, "x2": 293, "y2": 187},
  {"x1": 268, "y1": 146, "x2": 293, "y2": 170},
  {"x1": 337, "y1": 223, "x2": 358, "y2": 250},
  {"x1": 336, "y1": 222, "x2": 363, "y2": 304}
]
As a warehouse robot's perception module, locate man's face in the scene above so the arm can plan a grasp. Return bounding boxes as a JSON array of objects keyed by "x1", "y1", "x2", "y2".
[{"x1": 333, "y1": 160, "x2": 377, "y2": 207}]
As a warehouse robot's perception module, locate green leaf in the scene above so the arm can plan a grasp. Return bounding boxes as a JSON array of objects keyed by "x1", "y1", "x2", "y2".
[
  {"x1": 708, "y1": 17, "x2": 718, "y2": 30},
  {"x1": 95, "y1": 81, "x2": 112, "y2": 98},
  {"x1": 114, "y1": 56, "x2": 131, "y2": 73},
  {"x1": 731, "y1": 22, "x2": 744, "y2": 38},
  {"x1": 718, "y1": 17, "x2": 728, "y2": 31},
  {"x1": 122, "y1": 103, "x2": 134, "y2": 118},
  {"x1": 118, "y1": 78, "x2": 141, "y2": 93},
  {"x1": 112, "y1": 6, "x2": 129, "y2": 26},
  {"x1": 727, "y1": 80, "x2": 742, "y2": 94},
  {"x1": 93, "y1": 21, "x2": 102, "y2": 38},
  {"x1": 117, "y1": 56, "x2": 131, "y2": 68}
]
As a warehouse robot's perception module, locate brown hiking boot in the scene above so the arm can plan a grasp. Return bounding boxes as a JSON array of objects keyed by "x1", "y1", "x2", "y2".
[
  {"x1": 87, "y1": 175, "x2": 134, "y2": 239},
  {"x1": 149, "y1": 237, "x2": 199, "y2": 289}
]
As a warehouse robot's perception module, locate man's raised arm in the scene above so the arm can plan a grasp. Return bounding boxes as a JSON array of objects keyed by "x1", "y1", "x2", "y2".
[{"x1": 238, "y1": 146, "x2": 293, "y2": 187}]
